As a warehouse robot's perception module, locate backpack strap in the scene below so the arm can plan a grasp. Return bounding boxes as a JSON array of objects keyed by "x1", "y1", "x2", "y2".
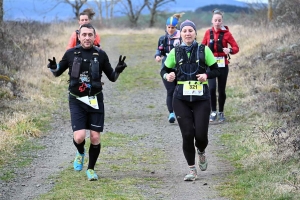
[
  {"x1": 174, "y1": 46, "x2": 185, "y2": 71},
  {"x1": 209, "y1": 29, "x2": 224, "y2": 53},
  {"x1": 75, "y1": 30, "x2": 80, "y2": 46},
  {"x1": 217, "y1": 32, "x2": 224, "y2": 52},
  {"x1": 197, "y1": 44, "x2": 207, "y2": 70},
  {"x1": 209, "y1": 29, "x2": 214, "y2": 52}
]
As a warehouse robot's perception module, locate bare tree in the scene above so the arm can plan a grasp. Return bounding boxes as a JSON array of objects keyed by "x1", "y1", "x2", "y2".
[
  {"x1": 92, "y1": 0, "x2": 104, "y2": 25},
  {"x1": 268, "y1": 0, "x2": 273, "y2": 21},
  {"x1": 146, "y1": 0, "x2": 175, "y2": 27},
  {"x1": 92, "y1": 0, "x2": 122, "y2": 26},
  {"x1": 0, "y1": 0, "x2": 3, "y2": 25},
  {"x1": 37, "y1": 0, "x2": 88, "y2": 19},
  {"x1": 108, "y1": 0, "x2": 122, "y2": 19},
  {"x1": 64, "y1": 0, "x2": 88, "y2": 19},
  {"x1": 121, "y1": 0, "x2": 148, "y2": 27}
]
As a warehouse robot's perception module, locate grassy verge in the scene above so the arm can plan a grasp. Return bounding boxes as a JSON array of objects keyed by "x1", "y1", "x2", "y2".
[
  {"x1": 215, "y1": 24, "x2": 300, "y2": 199},
  {"x1": 0, "y1": 22, "x2": 70, "y2": 175}
]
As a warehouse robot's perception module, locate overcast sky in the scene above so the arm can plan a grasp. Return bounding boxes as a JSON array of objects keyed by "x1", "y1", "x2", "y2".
[
  {"x1": 237, "y1": 0, "x2": 268, "y2": 3},
  {"x1": 4, "y1": 0, "x2": 267, "y2": 22}
]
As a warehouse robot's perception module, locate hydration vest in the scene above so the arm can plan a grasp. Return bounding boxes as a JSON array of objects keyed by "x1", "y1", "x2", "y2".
[
  {"x1": 208, "y1": 29, "x2": 224, "y2": 53},
  {"x1": 70, "y1": 45, "x2": 102, "y2": 89},
  {"x1": 174, "y1": 43, "x2": 207, "y2": 81},
  {"x1": 159, "y1": 31, "x2": 182, "y2": 56},
  {"x1": 174, "y1": 43, "x2": 210, "y2": 102}
]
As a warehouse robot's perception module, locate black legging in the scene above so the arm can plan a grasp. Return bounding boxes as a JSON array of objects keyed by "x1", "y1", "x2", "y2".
[
  {"x1": 208, "y1": 65, "x2": 229, "y2": 112},
  {"x1": 173, "y1": 97, "x2": 211, "y2": 166},
  {"x1": 162, "y1": 78, "x2": 176, "y2": 113},
  {"x1": 161, "y1": 57, "x2": 176, "y2": 113}
]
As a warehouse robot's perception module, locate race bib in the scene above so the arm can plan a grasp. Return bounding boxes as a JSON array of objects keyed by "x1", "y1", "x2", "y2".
[
  {"x1": 215, "y1": 56, "x2": 225, "y2": 67},
  {"x1": 88, "y1": 96, "x2": 98, "y2": 109},
  {"x1": 76, "y1": 95, "x2": 99, "y2": 109},
  {"x1": 183, "y1": 82, "x2": 203, "y2": 96}
]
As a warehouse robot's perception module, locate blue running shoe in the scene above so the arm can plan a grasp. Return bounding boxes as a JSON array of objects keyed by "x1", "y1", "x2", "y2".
[
  {"x1": 73, "y1": 151, "x2": 84, "y2": 171},
  {"x1": 209, "y1": 111, "x2": 217, "y2": 122},
  {"x1": 86, "y1": 169, "x2": 98, "y2": 181},
  {"x1": 168, "y1": 112, "x2": 176, "y2": 123},
  {"x1": 218, "y1": 112, "x2": 226, "y2": 123}
]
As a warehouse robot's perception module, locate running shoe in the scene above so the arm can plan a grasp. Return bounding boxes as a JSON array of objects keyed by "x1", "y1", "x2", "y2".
[
  {"x1": 209, "y1": 111, "x2": 217, "y2": 122},
  {"x1": 168, "y1": 112, "x2": 176, "y2": 123},
  {"x1": 218, "y1": 112, "x2": 226, "y2": 123},
  {"x1": 197, "y1": 149, "x2": 208, "y2": 171},
  {"x1": 184, "y1": 167, "x2": 197, "y2": 181},
  {"x1": 86, "y1": 169, "x2": 98, "y2": 181},
  {"x1": 73, "y1": 151, "x2": 84, "y2": 171}
]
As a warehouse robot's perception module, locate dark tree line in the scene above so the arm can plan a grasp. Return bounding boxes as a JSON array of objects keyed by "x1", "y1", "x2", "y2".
[{"x1": 195, "y1": 4, "x2": 251, "y2": 14}]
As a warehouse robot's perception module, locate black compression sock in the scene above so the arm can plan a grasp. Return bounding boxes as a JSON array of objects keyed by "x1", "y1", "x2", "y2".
[
  {"x1": 73, "y1": 138, "x2": 85, "y2": 154},
  {"x1": 88, "y1": 143, "x2": 101, "y2": 170}
]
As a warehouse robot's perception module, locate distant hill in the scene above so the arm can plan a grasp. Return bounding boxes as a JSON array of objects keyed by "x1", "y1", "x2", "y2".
[
  {"x1": 195, "y1": 4, "x2": 251, "y2": 14},
  {"x1": 171, "y1": 0, "x2": 247, "y2": 12},
  {"x1": 4, "y1": 0, "x2": 248, "y2": 22}
]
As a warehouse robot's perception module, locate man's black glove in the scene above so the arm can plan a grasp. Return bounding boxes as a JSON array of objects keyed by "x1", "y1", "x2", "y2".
[
  {"x1": 47, "y1": 57, "x2": 57, "y2": 70},
  {"x1": 115, "y1": 55, "x2": 127, "y2": 73}
]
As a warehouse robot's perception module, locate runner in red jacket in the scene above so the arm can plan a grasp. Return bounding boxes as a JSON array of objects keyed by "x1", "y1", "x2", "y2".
[
  {"x1": 201, "y1": 9, "x2": 239, "y2": 123},
  {"x1": 66, "y1": 8, "x2": 101, "y2": 50}
]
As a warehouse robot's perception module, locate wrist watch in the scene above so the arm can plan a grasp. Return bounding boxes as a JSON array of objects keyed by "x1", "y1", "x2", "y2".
[{"x1": 163, "y1": 73, "x2": 168, "y2": 80}]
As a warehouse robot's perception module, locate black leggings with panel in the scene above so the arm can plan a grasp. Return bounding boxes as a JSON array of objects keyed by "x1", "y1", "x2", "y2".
[
  {"x1": 173, "y1": 97, "x2": 211, "y2": 166},
  {"x1": 208, "y1": 65, "x2": 229, "y2": 112}
]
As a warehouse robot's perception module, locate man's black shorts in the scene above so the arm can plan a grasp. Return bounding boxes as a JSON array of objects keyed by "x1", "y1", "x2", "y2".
[{"x1": 69, "y1": 93, "x2": 104, "y2": 132}]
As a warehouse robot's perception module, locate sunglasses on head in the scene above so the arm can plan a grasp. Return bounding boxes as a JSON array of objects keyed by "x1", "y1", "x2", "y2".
[{"x1": 213, "y1": 9, "x2": 223, "y2": 15}]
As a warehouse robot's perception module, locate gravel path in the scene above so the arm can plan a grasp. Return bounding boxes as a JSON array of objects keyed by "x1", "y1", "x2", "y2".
[{"x1": 0, "y1": 35, "x2": 233, "y2": 200}]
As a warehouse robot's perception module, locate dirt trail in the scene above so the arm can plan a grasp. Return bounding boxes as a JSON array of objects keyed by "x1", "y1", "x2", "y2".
[{"x1": 0, "y1": 35, "x2": 233, "y2": 200}]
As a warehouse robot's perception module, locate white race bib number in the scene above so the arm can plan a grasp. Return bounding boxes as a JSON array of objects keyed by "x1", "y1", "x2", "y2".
[
  {"x1": 183, "y1": 82, "x2": 203, "y2": 96},
  {"x1": 215, "y1": 56, "x2": 225, "y2": 67}
]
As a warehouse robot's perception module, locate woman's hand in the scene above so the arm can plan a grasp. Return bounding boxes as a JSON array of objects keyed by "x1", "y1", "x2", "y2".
[
  {"x1": 155, "y1": 56, "x2": 162, "y2": 62},
  {"x1": 222, "y1": 48, "x2": 231, "y2": 55},
  {"x1": 196, "y1": 74, "x2": 208, "y2": 82},
  {"x1": 166, "y1": 72, "x2": 176, "y2": 82}
]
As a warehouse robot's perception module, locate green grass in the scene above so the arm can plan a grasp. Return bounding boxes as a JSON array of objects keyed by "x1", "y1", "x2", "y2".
[
  {"x1": 0, "y1": 72, "x2": 69, "y2": 174},
  {"x1": 113, "y1": 34, "x2": 161, "y2": 91},
  {"x1": 0, "y1": 140, "x2": 44, "y2": 180},
  {"x1": 39, "y1": 131, "x2": 165, "y2": 200}
]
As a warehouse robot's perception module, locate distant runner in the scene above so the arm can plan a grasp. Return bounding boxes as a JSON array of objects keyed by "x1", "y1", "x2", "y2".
[
  {"x1": 66, "y1": 8, "x2": 101, "y2": 50},
  {"x1": 202, "y1": 9, "x2": 239, "y2": 123},
  {"x1": 154, "y1": 13, "x2": 184, "y2": 123}
]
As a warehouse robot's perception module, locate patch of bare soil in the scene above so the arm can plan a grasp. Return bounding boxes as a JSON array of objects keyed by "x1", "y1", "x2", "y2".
[{"x1": 0, "y1": 36, "x2": 233, "y2": 200}]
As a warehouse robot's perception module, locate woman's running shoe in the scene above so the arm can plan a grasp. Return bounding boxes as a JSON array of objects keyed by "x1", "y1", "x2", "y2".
[
  {"x1": 197, "y1": 149, "x2": 208, "y2": 171},
  {"x1": 168, "y1": 112, "x2": 176, "y2": 123},
  {"x1": 218, "y1": 112, "x2": 226, "y2": 123},
  {"x1": 86, "y1": 169, "x2": 98, "y2": 181},
  {"x1": 184, "y1": 167, "x2": 197, "y2": 181},
  {"x1": 209, "y1": 111, "x2": 217, "y2": 122}
]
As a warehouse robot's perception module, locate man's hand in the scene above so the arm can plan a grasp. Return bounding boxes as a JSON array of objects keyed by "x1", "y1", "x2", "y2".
[
  {"x1": 47, "y1": 57, "x2": 57, "y2": 70},
  {"x1": 115, "y1": 55, "x2": 127, "y2": 73}
]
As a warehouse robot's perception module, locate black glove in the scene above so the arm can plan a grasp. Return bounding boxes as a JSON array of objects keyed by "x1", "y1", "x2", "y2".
[
  {"x1": 47, "y1": 57, "x2": 57, "y2": 70},
  {"x1": 115, "y1": 55, "x2": 127, "y2": 73}
]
